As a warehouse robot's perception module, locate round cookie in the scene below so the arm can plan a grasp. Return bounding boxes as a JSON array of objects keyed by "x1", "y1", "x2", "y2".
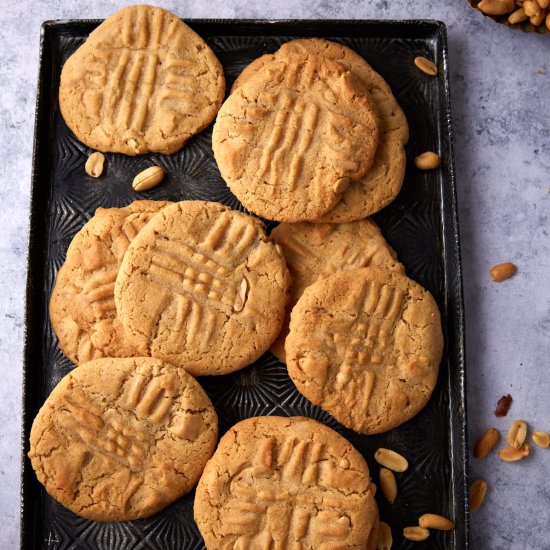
[
  {"x1": 231, "y1": 38, "x2": 409, "y2": 222},
  {"x1": 28, "y1": 357, "x2": 218, "y2": 522},
  {"x1": 286, "y1": 267, "x2": 443, "y2": 434},
  {"x1": 59, "y1": 5, "x2": 225, "y2": 155},
  {"x1": 50, "y1": 200, "x2": 170, "y2": 365},
  {"x1": 115, "y1": 201, "x2": 291, "y2": 376},
  {"x1": 269, "y1": 219, "x2": 405, "y2": 361},
  {"x1": 194, "y1": 416, "x2": 379, "y2": 550},
  {"x1": 214, "y1": 53, "x2": 379, "y2": 222}
]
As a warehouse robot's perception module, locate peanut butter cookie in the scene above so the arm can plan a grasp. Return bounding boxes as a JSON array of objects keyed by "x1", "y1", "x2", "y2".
[
  {"x1": 115, "y1": 201, "x2": 291, "y2": 375},
  {"x1": 214, "y1": 53, "x2": 379, "y2": 222},
  {"x1": 286, "y1": 267, "x2": 443, "y2": 434},
  {"x1": 28, "y1": 357, "x2": 218, "y2": 521},
  {"x1": 194, "y1": 416, "x2": 379, "y2": 550},
  {"x1": 59, "y1": 5, "x2": 225, "y2": 155},
  {"x1": 232, "y1": 38, "x2": 409, "y2": 222}
]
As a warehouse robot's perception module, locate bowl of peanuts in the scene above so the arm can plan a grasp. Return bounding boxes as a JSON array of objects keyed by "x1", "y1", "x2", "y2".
[{"x1": 470, "y1": 0, "x2": 550, "y2": 32}]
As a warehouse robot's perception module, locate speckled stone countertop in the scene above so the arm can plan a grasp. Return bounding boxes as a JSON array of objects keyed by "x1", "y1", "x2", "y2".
[{"x1": 1, "y1": 1, "x2": 549, "y2": 548}]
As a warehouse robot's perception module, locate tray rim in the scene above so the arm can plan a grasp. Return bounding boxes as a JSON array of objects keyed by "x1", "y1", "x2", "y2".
[{"x1": 20, "y1": 17, "x2": 469, "y2": 549}]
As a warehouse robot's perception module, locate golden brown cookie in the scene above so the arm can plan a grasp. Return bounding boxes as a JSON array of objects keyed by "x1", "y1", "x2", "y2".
[
  {"x1": 214, "y1": 53, "x2": 379, "y2": 222},
  {"x1": 49, "y1": 200, "x2": 170, "y2": 365},
  {"x1": 59, "y1": 5, "x2": 225, "y2": 155},
  {"x1": 194, "y1": 416, "x2": 379, "y2": 550},
  {"x1": 28, "y1": 357, "x2": 218, "y2": 522},
  {"x1": 115, "y1": 201, "x2": 291, "y2": 376},
  {"x1": 232, "y1": 38, "x2": 409, "y2": 222},
  {"x1": 269, "y1": 219, "x2": 405, "y2": 361},
  {"x1": 286, "y1": 268, "x2": 443, "y2": 434}
]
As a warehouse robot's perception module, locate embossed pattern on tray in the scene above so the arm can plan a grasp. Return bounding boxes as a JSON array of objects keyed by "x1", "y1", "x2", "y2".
[{"x1": 21, "y1": 20, "x2": 467, "y2": 550}]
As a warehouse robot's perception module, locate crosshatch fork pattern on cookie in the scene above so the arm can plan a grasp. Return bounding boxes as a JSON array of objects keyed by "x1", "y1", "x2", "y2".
[
  {"x1": 224, "y1": 437, "x2": 360, "y2": 548},
  {"x1": 85, "y1": 11, "x2": 201, "y2": 136}
]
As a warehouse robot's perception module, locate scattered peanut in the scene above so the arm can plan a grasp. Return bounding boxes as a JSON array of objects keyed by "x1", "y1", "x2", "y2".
[
  {"x1": 469, "y1": 479, "x2": 488, "y2": 512},
  {"x1": 418, "y1": 513, "x2": 456, "y2": 531},
  {"x1": 507, "y1": 420, "x2": 528, "y2": 449},
  {"x1": 498, "y1": 444, "x2": 530, "y2": 462},
  {"x1": 132, "y1": 166, "x2": 165, "y2": 191},
  {"x1": 532, "y1": 431, "x2": 549, "y2": 448},
  {"x1": 379, "y1": 468, "x2": 397, "y2": 504},
  {"x1": 414, "y1": 151, "x2": 441, "y2": 170},
  {"x1": 376, "y1": 521, "x2": 393, "y2": 550},
  {"x1": 84, "y1": 151, "x2": 105, "y2": 178},
  {"x1": 374, "y1": 448, "x2": 409, "y2": 472},
  {"x1": 474, "y1": 428, "x2": 500, "y2": 459},
  {"x1": 537, "y1": 0, "x2": 550, "y2": 9},
  {"x1": 414, "y1": 56, "x2": 438, "y2": 76},
  {"x1": 478, "y1": 0, "x2": 515, "y2": 14},
  {"x1": 547, "y1": 12, "x2": 550, "y2": 30},
  {"x1": 490, "y1": 262, "x2": 516, "y2": 282},
  {"x1": 403, "y1": 526, "x2": 430, "y2": 542}
]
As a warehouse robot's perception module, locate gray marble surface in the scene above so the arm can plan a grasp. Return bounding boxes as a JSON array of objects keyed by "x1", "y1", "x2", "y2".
[{"x1": 1, "y1": 1, "x2": 549, "y2": 548}]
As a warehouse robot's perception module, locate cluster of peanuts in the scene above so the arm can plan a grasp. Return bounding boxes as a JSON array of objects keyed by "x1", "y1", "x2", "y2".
[
  {"x1": 477, "y1": 0, "x2": 550, "y2": 29},
  {"x1": 373, "y1": 447, "x2": 455, "y2": 546},
  {"x1": 469, "y1": 421, "x2": 549, "y2": 512}
]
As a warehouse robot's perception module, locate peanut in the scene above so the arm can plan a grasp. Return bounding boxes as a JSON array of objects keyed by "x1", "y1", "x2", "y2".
[
  {"x1": 507, "y1": 420, "x2": 527, "y2": 449},
  {"x1": 532, "y1": 431, "x2": 549, "y2": 448},
  {"x1": 374, "y1": 448, "x2": 408, "y2": 472},
  {"x1": 478, "y1": 0, "x2": 515, "y2": 14},
  {"x1": 536, "y1": 0, "x2": 550, "y2": 8},
  {"x1": 474, "y1": 428, "x2": 500, "y2": 459},
  {"x1": 523, "y1": 0, "x2": 541, "y2": 15},
  {"x1": 414, "y1": 151, "x2": 441, "y2": 170},
  {"x1": 530, "y1": 10, "x2": 546, "y2": 24},
  {"x1": 414, "y1": 56, "x2": 437, "y2": 76},
  {"x1": 233, "y1": 277, "x2": 248, "y2": 312},
  {"x1": 469, "y1": 479, "x2": 488, "y2": 512},
  {"x1": 509, "y1": 7, "x2": 529, "y2": 22},
  {"x1": 547, "y1": 12, "x2": 550, "y2": 31},
  {"x1": 84, "y1": 151, "x2": 105, "y2": 178},
  {"x1": 132, "y1": 166, "x2": 165, "y2": 192},
  {"x1": 490, "y1": 262, "x2": 516, "y2": 282},
  {"x1": 498, "y1": 444, "x2": 530, "y2": 462},
  {"x1": 418, "y1": 513, "x2": 455, "y2": 530},
  {"x1": 403, "y1": 527, "x2": 430, "y2": 542},
  {"x1": 379, "y1": 468, "x2": 397, "y2": 504},
  {"x1": 377, "y1": 521, "x2": 392, "y2": 550}
]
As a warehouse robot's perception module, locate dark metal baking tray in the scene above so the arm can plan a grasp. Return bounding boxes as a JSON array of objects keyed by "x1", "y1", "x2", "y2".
[{"x1": 21, "y1": 18, "x2": 468, "y2": 549}]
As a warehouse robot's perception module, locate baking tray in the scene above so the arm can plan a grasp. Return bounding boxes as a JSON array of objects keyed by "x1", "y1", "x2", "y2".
[{"x1": 21, "y1": 18, "x2": 468, "y2": 550}]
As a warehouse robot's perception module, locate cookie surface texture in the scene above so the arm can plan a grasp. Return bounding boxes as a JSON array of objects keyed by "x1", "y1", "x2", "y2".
[
  {"x1": 115, "y1": 201, "x2": 290, "y2": 375},
  {"x1": 194, "y1": 416, "x2": 379, "y2": 550},
  {"x1": 269, "y1": 219, "x2": 405, "y2": 361},
  {"x1": 59, "y1": 5, "x2": 225, "y2": 155},
  {"x1": 49, "y1": 200, "x2": 170, "y2": 365},
  {"x1": 214, "y1": 53, "x2": 379, "y2": 222},
  {"x1": 28, "y1": 357, "x2": 218, "y2": 521},
  {"x1": 232, "y1": 38, "x2": 409, "y2": 221},
  {"x1": 286, "y1": 267, "x2": 443, "y2": 434}
]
